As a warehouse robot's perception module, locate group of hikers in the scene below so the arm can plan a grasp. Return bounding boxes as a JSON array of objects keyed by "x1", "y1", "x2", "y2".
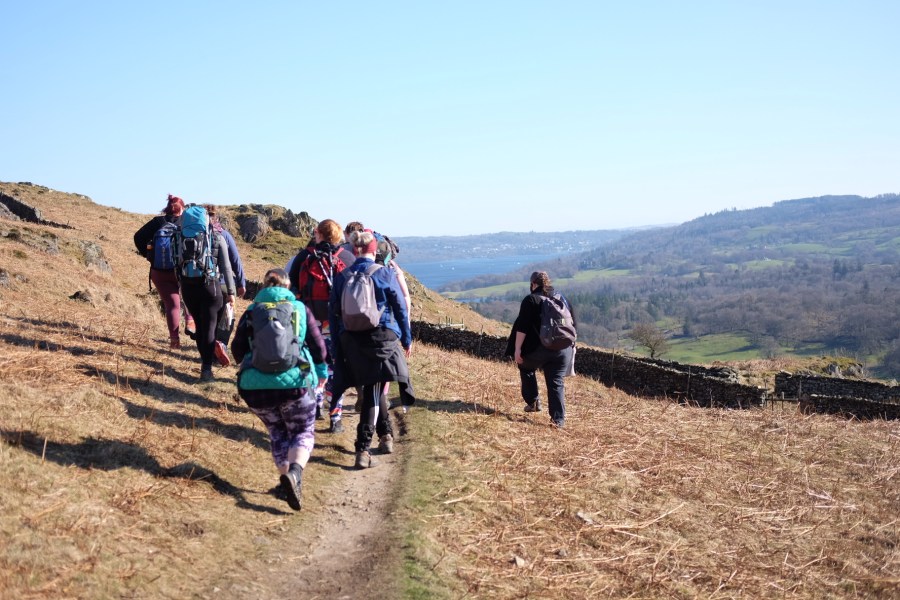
[{"x1": 134, "y1": 196, "x2": 576, "y2": 511}]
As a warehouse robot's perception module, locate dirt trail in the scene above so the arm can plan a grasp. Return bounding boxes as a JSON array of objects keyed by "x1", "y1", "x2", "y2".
[{"x1": 204, "y1": 407, "x2": 405, "y2": 600}]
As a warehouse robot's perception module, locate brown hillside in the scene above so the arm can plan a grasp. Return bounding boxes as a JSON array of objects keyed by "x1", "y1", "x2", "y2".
[{"x1": 1, "y1": 182, "x2": 897, "y2": 599}]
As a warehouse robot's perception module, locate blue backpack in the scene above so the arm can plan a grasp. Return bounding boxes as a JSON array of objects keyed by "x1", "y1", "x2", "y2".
[
  {"x1": 150, "y1": 222, "x2": 179, "y2": 270},
  {"x1": 176, "y1": 205, "x2": 217, "y2": 280}
]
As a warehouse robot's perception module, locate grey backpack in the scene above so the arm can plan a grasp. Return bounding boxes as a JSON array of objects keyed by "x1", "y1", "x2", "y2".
[
  {"x1": 341, "y1": 263, "x2": 384, "y2": 331},
  {"x1": 248, "y1": 299, "x2": 301, "y2": 372},
  {"x1": 539, "y1": 294, "x2": 577, "y2": 350}
]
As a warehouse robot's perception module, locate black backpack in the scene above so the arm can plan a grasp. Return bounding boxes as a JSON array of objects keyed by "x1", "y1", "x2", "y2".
[{"x1": 539, "y1": 294, "x2": 577, "y2": 350}]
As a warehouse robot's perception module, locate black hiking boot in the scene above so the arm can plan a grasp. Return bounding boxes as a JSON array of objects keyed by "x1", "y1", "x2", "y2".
[
  {"x1": 279, "y1": 464, "x2": 303, "y2": 511},
  {"x1": 524, "y1": 400, "x2": 541, "y2": 413}
]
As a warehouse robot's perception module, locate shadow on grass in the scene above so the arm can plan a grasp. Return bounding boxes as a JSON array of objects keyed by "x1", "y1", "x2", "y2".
[
  {"x1": 1, "y1": 429, "x2": 288, "y2": 515},
  {"x1": 414, "y1": 397, "x2": 501, "y2": 416},
  {"x1": 118, "y1": 397, "x2": 269, "y2": 451},
  {"x1": 81, "y1": 365, "x2": 250, "y2": 414}
]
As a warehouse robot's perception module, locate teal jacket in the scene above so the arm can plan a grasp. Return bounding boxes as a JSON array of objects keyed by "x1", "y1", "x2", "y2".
[{"x1": 232, "y1": 285, "x2": 329, "y2": 392}]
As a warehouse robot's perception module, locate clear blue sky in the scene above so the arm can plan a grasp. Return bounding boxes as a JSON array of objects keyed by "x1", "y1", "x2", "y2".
[{"x1": 3, "y1": 1, "x2": 898, "y2": 236}]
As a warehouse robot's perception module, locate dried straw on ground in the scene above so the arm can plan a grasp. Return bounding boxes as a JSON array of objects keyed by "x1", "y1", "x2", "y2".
[{"x1": 408, "y1": 344, "x2": 899, "y2": 599}]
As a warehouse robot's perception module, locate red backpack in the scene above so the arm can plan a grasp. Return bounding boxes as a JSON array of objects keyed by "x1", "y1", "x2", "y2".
[{"x1": 297, "y1": 246, "x2": 347, "y2": 323}]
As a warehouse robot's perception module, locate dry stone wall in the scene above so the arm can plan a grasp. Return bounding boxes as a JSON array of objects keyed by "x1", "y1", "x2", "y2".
[
  {"x1": 412, "y1": 322, "x2": 765, "y2": 409},
  {"x1": 774, "y1": 372, "x2": 900, "y2": 419}
]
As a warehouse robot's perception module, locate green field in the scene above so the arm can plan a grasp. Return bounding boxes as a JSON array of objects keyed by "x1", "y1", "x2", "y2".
[{"x1": 443, "y1": 268, "x2": 631, "y2": 300}]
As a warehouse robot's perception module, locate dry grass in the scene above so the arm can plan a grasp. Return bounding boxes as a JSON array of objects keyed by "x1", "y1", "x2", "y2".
[
  {"x1": 2, "y1": 183, "x2": 897, "y2": 598},
  {"x1": 403, "y1": 344, "x2": 899, "y2": 599}
]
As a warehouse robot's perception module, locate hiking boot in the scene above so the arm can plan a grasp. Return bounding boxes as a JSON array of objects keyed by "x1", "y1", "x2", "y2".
[
  {"x1": 552, "y1": 419, "x2": 565, "y2": 429},
  {"x1": 329, "y1": 419, "x2": 345, "y2": 434},
  {"x1": 214, "y1": 341, "x2": 231, "y2": 367},
  {"x1": 169, "y1": 338, "x2": 181, "y2": 350},
  {"x1": 199, "y1": 367, "x2": 214, "y2": 382},
  {"x1": 378, "y1": 434, "x2": 394, "y2": 454},
  {"x1": 279, "y1": 464, "x2": 303, "y2": 511},
  {"x1": 524, "y1": 400, "x2": 542, "y2": 413},
  {"x1": 354, "y1": 450, "x2": 378, "y2": 469}
]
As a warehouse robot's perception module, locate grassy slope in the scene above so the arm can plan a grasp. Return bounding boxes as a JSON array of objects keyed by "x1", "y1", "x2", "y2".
[{"x1": 0, "y1": 184, "x2": 897, "y2": 598}]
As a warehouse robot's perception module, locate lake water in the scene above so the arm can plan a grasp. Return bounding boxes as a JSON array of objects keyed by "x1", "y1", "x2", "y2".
[{"x1": 401, "y1": 254, "x2": 562, "y2": 289}]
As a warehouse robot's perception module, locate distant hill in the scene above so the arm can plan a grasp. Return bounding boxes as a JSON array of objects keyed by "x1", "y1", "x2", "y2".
[
  {"x1": 394, "y1": 229, "x2": 638, "y2": 263},
  {"x1": 458, "y1": 194, "x2": 900, "y2": 378}
]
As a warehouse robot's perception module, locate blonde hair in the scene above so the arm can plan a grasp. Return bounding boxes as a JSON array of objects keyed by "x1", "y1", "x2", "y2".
[
  {"x1": 349, "y1": 230, "x2": 377, "y2": 254},
  {"x1": 316, "y1": 219, "x2": 343, "y2": 245},
  {"x1": 263, "y1": 268, "x2": 290, "y2": 288}
]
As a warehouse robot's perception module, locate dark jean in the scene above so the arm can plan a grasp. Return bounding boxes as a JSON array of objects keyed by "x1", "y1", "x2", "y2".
[{"x1": 519, "y1": 345, "x2": 573, "y2": 423}]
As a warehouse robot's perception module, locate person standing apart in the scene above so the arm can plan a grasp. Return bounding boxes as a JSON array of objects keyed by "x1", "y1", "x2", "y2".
[
  {"x1": 329, "y1": 230, "x2": 414, "y2": 468},
  {"x1": 231, "y1": 268, "x2": 329, "y2": 511},
  {"x1": 506, "y1": 271, "x2": 576, "y2": 428}
]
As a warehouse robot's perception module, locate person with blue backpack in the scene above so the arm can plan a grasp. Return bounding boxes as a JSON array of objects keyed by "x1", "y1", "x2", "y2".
[
  {"x1": 231, "y1": 268, "x2": 329, "y2": 511},
  {"x1": 132, "y1": 194, "x2": 194, "y2": 349},
  {"x1": 505, "y1": 271, "x2": 577, "y2": 428},
  {"x1": 176, "y1": 204, "x2": 237, "y2": 382},
  {"x1": 328, "y1": 229, "x2": 415, "y2": 469}
]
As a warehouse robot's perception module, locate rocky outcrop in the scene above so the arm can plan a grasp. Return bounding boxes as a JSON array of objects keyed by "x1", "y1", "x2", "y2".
[
  {"x1": 79, "y1": 241, "x2": 112, "y2": 273},
  {"x1": 230, "y1": 204, "x2": 316, "y2": 243}
]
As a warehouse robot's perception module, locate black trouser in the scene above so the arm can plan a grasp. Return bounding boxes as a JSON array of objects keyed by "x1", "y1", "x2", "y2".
[
  {"x1": 519, "y1": 345, "x2": 572, "y2": 423},
  {"x1": 180, "y1": 277, "x2": 223, "y2": 368},
  {"x1": 355, "y1": 383, "x2": 393, "y2": 452}
]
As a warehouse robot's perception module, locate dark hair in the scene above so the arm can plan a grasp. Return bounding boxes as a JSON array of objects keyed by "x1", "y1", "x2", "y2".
[
  {"x1": 264, "y1": 268, "x2": 290, "y2": 288},
  {"x1": 344, "y1": 221, "x2": 365, "y2": 236},
  {"x1": 530, "y1": 271, "x2": 554, "y2": 296}
]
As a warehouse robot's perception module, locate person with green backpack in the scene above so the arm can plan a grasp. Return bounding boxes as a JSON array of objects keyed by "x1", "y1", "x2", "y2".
[{"x1": 231, "y1": 268, "x2": 329, "y2": 511}]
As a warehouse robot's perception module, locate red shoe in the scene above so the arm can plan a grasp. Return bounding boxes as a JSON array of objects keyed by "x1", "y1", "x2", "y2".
[
  {"x1": 170, "y1": 338, "x2": 181, "y2": 350},
  {"x1": 214, "y1": 341, "x2": 231, "y2": 367}
]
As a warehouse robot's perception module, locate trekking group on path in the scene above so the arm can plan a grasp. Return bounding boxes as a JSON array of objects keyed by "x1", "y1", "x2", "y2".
[
  {"x1": 134, "y1": 199, "x2": 576, "y2": 512},
  {"x1": 135, "y1": 199, "x2": 418, "y2": 511}
]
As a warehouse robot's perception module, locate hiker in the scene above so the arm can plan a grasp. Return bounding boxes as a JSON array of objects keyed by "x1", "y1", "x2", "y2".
[
  {"x1": 375, "y1": 235, "x2": 412, "y2": 412},
  {"x1": 289, "y1": 219, "x2": 356, "y2": 432},
  {"x1": 204, "y1": 204, "x2": 246, "y2": 350},
  {"x1": 177, "y1": 204, "x2": 237, "y2": 382},
  {"x1": 329, "y1": 229, "x2": 415, "y2": 468},
  {"x1": 132, "y1": 194, "x2": 194, "y2": 349},
  {"x1": 506, "y1": 271, "x2": 576, "y2": 428},
  {"x1": 231, "y1": 268, "x2": 329, "y2": 511}
]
